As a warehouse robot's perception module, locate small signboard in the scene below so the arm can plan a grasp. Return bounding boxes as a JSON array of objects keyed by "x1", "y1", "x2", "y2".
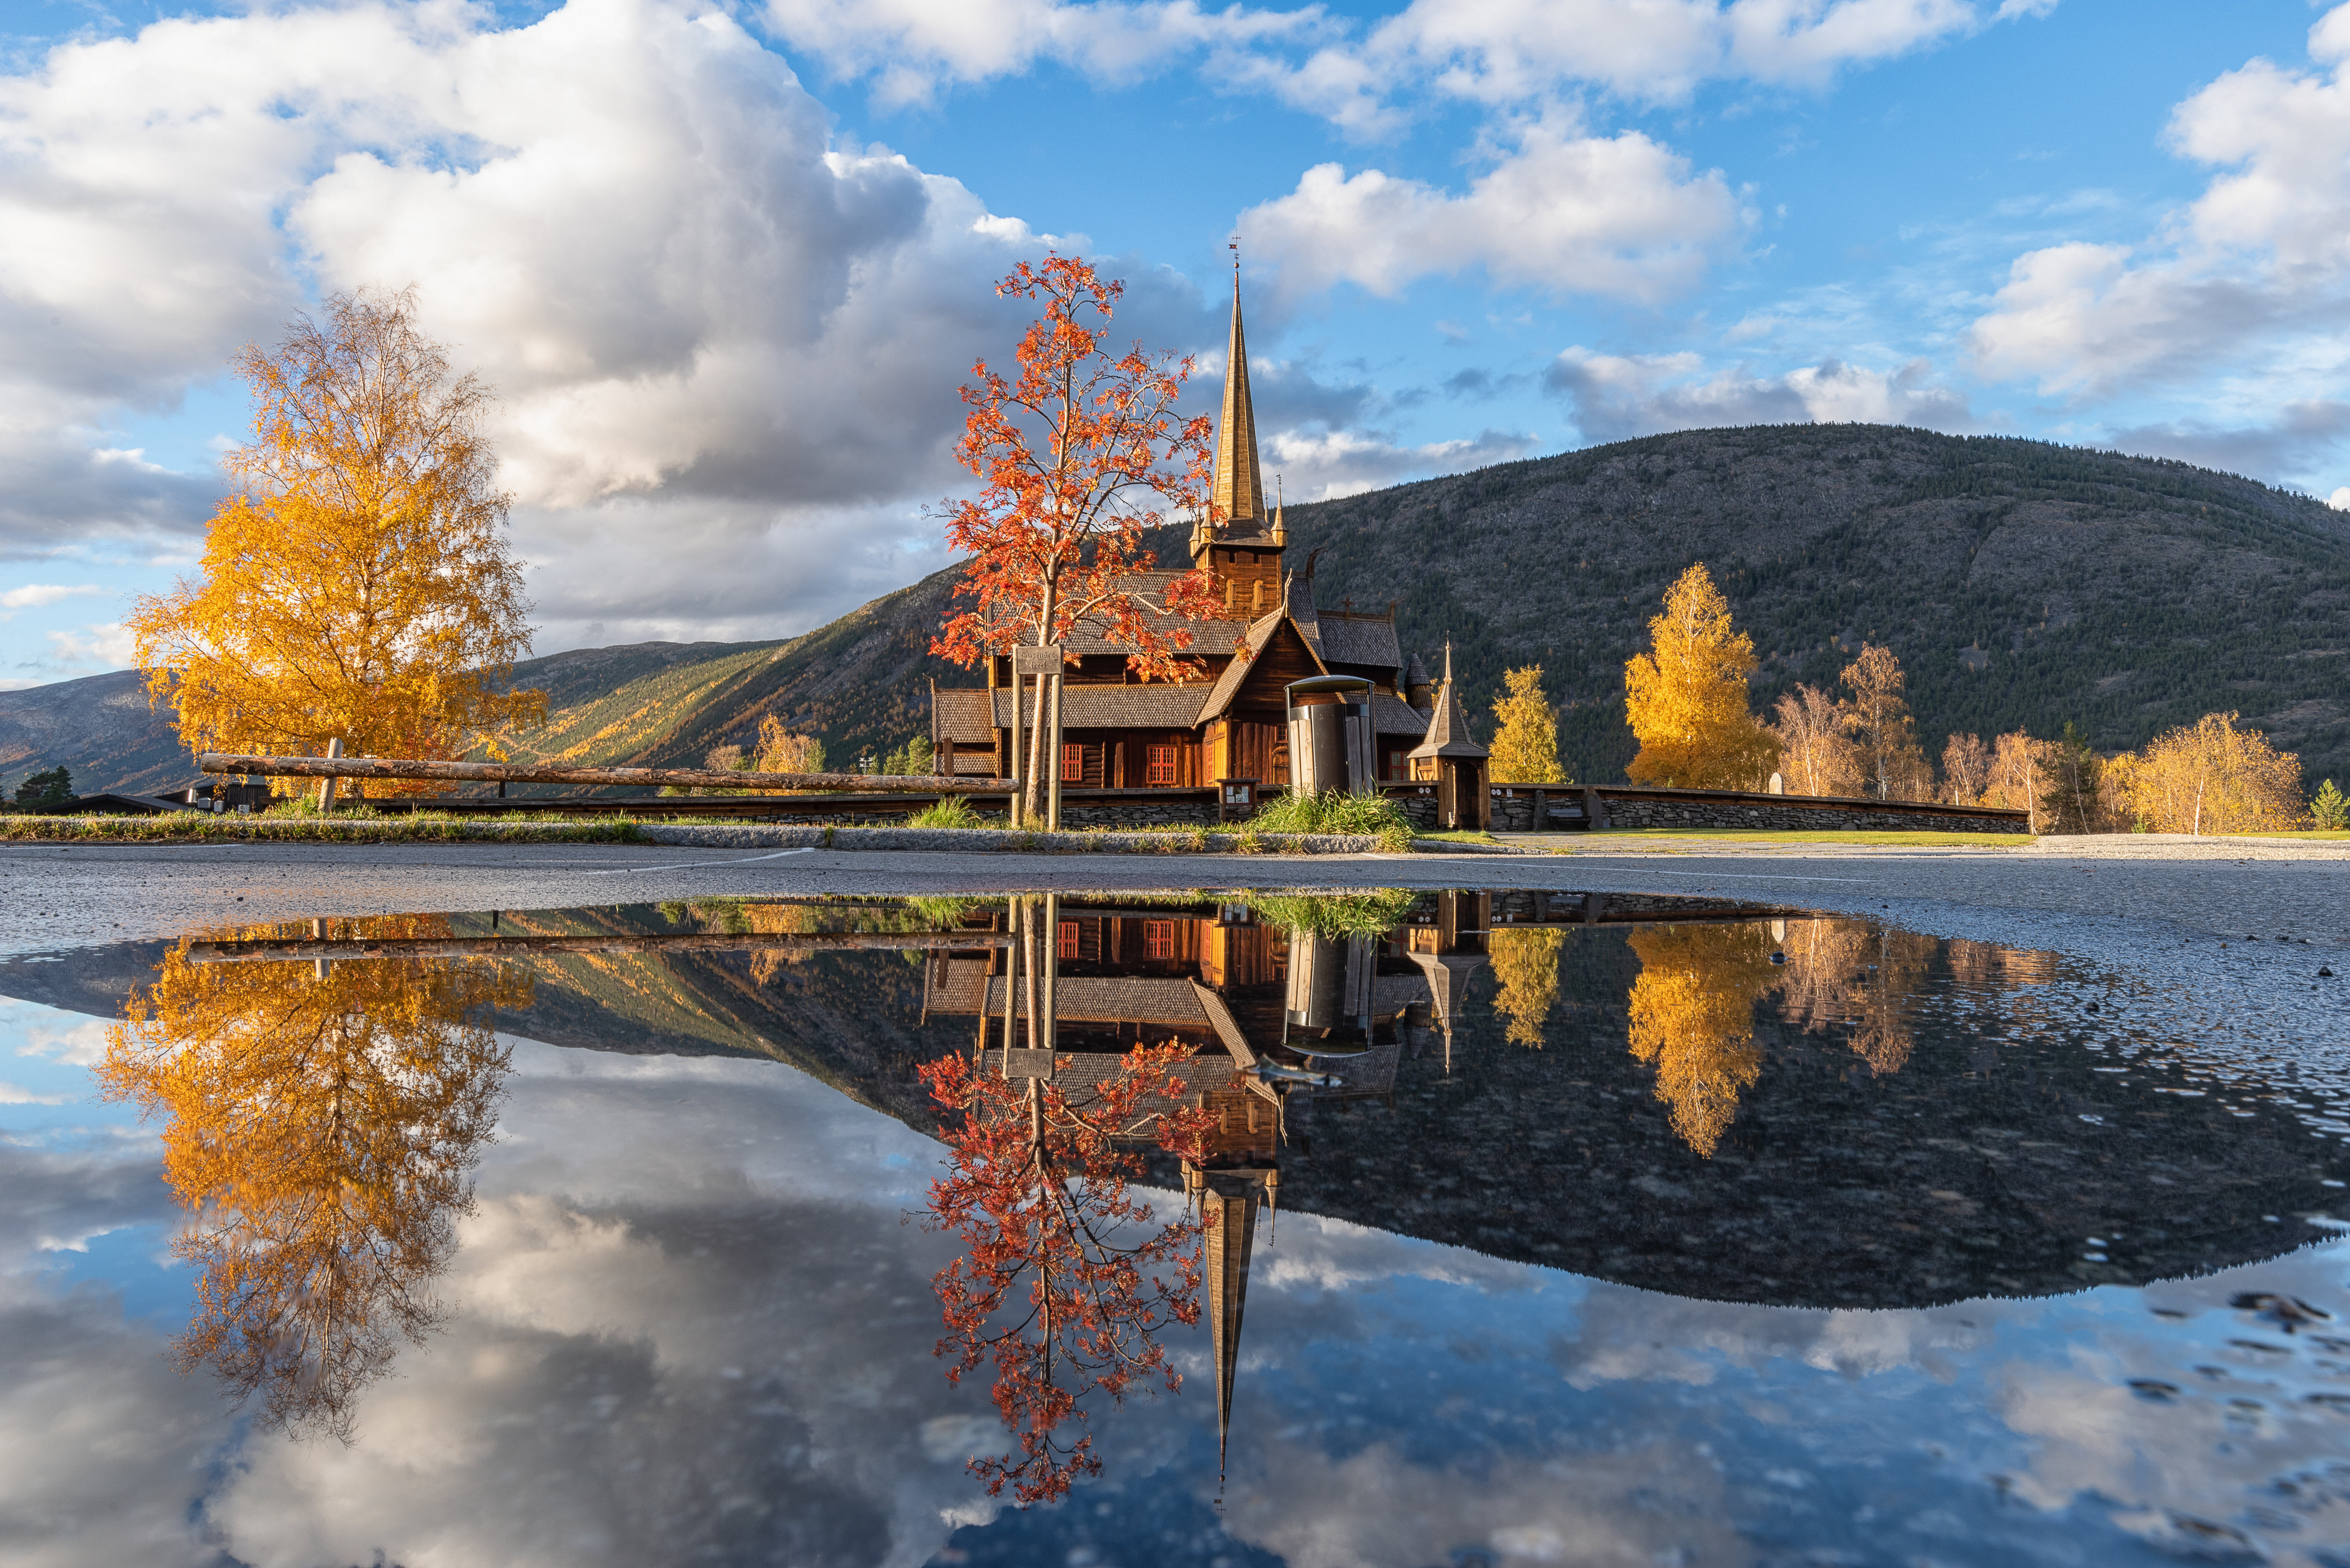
[{"x1": 1009, "y1": 644, "x2": 1066, "y2": 676}]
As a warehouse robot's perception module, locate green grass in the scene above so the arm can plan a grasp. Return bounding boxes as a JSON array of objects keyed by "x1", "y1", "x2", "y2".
[
  {"x1": 0, "y1": 811, "x2": 646, "y2": 843},
  {"x1": 1245, "y1": 888, "x2": 1417, "y2": 936},
  {"x1": 904, "y1": 795, "x2": 981, "y2": 829},
  {"x1": 1248, "y1": 789, "x2": 1415, "y2": 851},
  {"x1": 1416, "y1": 829, "x2": 1499, "y2": 845}
]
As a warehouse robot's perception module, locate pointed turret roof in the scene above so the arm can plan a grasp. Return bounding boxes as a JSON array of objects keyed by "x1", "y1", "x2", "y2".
[
  {"x1": 1212, "y1": 258, "x2": 1267, "y2": 531},
  {"x1": 1201, "y1": 1172, "x2": 1270, "y2": 1483},
  {"x1": 1407, "y1": 642, "x2": 1490, "y2": 759}
]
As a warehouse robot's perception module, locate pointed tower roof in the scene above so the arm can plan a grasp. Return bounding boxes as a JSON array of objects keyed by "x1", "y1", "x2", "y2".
[
  {"x1": 1212, "y1": 253, "x2": 1267, "y2": 532},
  {"x1": 1407, "y1": 642, "x2": 1490, "y2": 759},
  {"x1": 1202, "y1": 1172, "x2": 1270, "y2": 1484}
]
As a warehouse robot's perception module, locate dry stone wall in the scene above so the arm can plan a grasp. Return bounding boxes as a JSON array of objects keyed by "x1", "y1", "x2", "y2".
[{"x1": 1487, "y1": 785, "x2": 2029, "y2": 834}]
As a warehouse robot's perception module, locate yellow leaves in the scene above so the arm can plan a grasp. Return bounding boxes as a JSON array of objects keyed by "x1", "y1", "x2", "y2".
[
  {"x1": 100, "y1": 918, "x2": 528, "y2": 1437},
  {"x1": 1625, "y1": 923, "x2": 1778, "y2": 1157},
  {"x1": 1624, "y1": 564, "x2": 1780, "y2": 790},
  {"x1": 1488, "y1": 665, "x2": 1567, "y2": 785},
  {"x1": 2121, "y1": 711, "x2": 2304, "y2": 834},
  {"x1": 128, "y1": 288, "x2": 542, "y2": 780},
  {"x1": 1489, "y1": 926, "x2": 1566, "y2": 1047}
]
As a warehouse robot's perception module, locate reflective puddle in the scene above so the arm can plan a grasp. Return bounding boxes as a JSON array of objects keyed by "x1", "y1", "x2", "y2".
[{"x1": 4, "y1": 891, "x2": 2349, "y2": 1565}]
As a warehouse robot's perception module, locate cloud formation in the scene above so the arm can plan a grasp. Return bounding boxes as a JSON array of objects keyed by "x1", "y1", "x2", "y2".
[
  {"x1": 0, "y1": 0, "x2": 1066, "y2": 645},
  {"x1": 1245, "y1": 118, "x2": 1747, "y2": 304},
  {"x1": 1969, "y1": 4, "x2": 2350, "y2": 401},
  {"x1": 1544, "y1": 346, "x2": 1975, "y2": 442}
]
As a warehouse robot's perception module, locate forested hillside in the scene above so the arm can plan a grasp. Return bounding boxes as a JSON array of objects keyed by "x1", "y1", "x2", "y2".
[{"x1": 17, "y1": 423, "x2": 2350, "y2": 795}]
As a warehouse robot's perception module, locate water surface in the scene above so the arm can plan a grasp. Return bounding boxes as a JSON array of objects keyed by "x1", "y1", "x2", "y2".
[{"x1": 4, "y1": 890, "x2": 2347, "y2": 1566}]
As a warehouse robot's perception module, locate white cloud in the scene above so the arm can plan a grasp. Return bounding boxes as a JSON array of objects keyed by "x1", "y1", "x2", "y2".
[
  {"x1": 1544, "y1": 346, "x2": 1975, "y2": 442},
  {"x1": 1249, "y1": 0, "x2": 2039, "y2": 134},
  {"x1": 1265, "y1": 424, "x2": 1542, "y2": 500},
  {"x1": 0, "y1": 1081, "x2": 70, "y2": 1105},
  {"x1": 763, "y1": 0, "x2": 1326, "y2": 106},
  {"x1": 42, "y1": 621, "x2": 135, "y2": 671},
  {"x1": 0, "y1": 0, "x2": 1072, "y2": 647},
  {"x1": 1244, "y1": 117, "x2": 1747, "y2": 304},
  {"x1": 1969, "y1": 4, "x2": 2350, "y2": 399},
  {"x1": 0, "y1": 584, "x2": 107, "y2": 615}
]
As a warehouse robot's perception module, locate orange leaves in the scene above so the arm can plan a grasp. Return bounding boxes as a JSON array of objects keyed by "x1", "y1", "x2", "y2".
[
  {"x1": 932, "y1": 253, "x2": 1219, "y2": 686},
  {"x1": 127, "y1": 287, "x2": 543, "y2": 773},
  {"x1": 917, "y1": 1043, "x2": 1213, "y2": 1504}
]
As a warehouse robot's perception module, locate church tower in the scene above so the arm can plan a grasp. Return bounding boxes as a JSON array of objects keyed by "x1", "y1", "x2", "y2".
[{"x1": 1191, "y1": 248, "x2": 1287, "y2": 618}]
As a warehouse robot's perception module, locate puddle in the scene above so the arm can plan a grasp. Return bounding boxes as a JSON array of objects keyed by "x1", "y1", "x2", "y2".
[{"x1": 5, "y1": 890, "x2": 2350, "y2": 1565}]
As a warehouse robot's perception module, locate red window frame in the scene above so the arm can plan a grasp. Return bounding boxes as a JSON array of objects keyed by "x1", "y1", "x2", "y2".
[
  {"x1": 1061, "y1": 742, "x2": 1085, "y2": 783},
  {"x1": 1058, "y1": 921, "x2": 1080, "y2": 960},
  {"x1": 1145, "y1": 745, "x2": 1179, "y2": 787},
  {"x1": 1142, "y1": 920, "x2": 1175, "y2": 960}
]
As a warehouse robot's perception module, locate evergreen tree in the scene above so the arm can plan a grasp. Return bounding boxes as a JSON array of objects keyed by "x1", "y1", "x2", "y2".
[{"x1": 2312, "y1": 779, "x2": 2347, "y2": 831}]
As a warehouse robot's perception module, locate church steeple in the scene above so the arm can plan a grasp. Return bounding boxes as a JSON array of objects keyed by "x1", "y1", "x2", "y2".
[
  {"x1": 1199, "y1": 1170, "x2": 1272, "y2": 1485},
  {"x1": 1211, "y1": 245, "x2": 1267, "y2": 532}
]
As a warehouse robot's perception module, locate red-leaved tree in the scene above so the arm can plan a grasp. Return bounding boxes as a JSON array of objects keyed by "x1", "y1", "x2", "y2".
[
  {"x1": 919, "y1": 1043, "x2": 1214, "y2": 1504},
  {"x1": 931, "y1": 254, "x2": 1228, "y2": 817}
]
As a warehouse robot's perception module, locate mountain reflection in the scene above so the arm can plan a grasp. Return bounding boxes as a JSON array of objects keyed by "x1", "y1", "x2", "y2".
[{"x1": 101, "y1": 917, "x2": 526, "y2": 1440}]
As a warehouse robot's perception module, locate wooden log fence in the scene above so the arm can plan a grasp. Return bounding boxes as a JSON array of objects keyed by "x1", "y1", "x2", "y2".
[
  {"x1": 186, "y1": 931, "x2": 1012, "y2": 964},
  {"x1": 198, "y1": 752, "x2": 1014, "y2": 796}
]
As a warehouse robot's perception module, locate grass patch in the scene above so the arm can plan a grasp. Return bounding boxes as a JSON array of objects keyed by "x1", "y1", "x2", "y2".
[
  {"x1": 1248, "y1": 789, "x2": 1414, "y2": 851},
  {"x1": 904, "y1": 795, "x2": 983, "y2": 829},
  {"x1": 1417, "y1": 829, "x2": 1498, "y2": 845},
  {"x1": 0, "y1": 811, "x2": 644, "y2": 844},
  {"x1": 1246, "y1": 888, "x2": 1417, "y2": 937}
]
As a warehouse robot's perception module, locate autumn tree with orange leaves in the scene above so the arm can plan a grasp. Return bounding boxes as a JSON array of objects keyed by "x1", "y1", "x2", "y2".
[
  {"x1": 918, "y1": 1043, "x2": 1214, "y2": 1504},
  {"x1": 128, "y1": 288, "x2": 543, "y2": 795},
  {"x1": 101, "y1": 917, "x2": 526, "y2": 1439},
  {"x1": 931, "y1": 255, "x2": 1225, "y2": 819}
]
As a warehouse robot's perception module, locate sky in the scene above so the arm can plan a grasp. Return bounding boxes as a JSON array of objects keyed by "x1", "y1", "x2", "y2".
[{"x1": 5, "y1": 0, "x2": 2350, "y2": 686}]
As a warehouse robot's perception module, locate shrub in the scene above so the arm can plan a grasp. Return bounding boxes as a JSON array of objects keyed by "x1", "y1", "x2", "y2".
[
  {"x1": 1249, "y1": 787, "x2": 1414, "y2": 850},
  {"x1": 906, "y1": 795, "x2": 981, "y2": 829}
]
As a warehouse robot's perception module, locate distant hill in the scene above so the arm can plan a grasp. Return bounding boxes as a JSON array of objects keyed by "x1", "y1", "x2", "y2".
[{"x1": 13, "y1": 423, "x2": 2350, "y2": 797}]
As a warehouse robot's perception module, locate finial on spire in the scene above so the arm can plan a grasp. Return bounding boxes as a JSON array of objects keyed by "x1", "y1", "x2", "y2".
[{"x1": 1443, "y1": 639, "x2": 1454, "y2": 685}]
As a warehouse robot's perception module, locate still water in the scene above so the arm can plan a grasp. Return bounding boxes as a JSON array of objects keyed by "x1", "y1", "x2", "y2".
[{"x1": 4, "y1": 890, "x2": 2349, "y2": 1566}]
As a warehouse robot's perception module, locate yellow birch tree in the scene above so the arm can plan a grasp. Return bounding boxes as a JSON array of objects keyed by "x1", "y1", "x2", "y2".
[
  {"x1": 1488, "y1": 665, "x2": 1567, "y2": 784},
  {"x1": 1624, "y1": 564, "x2": 1780, "y2": 789},
  {"x1": 100, "y1": 918, "x2": 526, "y2": 1438},
  {"x1": 1489, "y1": 926, "x2": 1567, "y2": 1047},
  {"x1": 127, "y1": 288, "x2": 543, "y2": 786},
  {"x1": 1625, "y1": 923, "x2": 1778, "y2": 1156},
  {"x1": 2121, "y1": 712, "x2": 2302, "y2": 834}
]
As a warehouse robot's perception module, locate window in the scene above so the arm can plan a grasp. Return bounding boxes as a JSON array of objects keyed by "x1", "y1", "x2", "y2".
[
  {"x1": 1146, "y1": 745, "x2": 1179, "y2": 786},
  {"x1": 1058, "y1": 921, "x2": 1079, "y2": 960},
  {"x1": 1061, "y1": 742, "x2": 1084, "y2": 783},
  {"x1": 1142, "y1": 920, "x2": 1175, "y2": 960}
]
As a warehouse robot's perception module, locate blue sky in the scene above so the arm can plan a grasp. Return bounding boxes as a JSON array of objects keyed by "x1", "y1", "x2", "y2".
[{"x1": 5, "y1": 0, "x2": 2349, "y2": 685}]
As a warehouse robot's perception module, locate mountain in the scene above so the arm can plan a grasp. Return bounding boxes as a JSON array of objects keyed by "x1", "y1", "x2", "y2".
[{"x1": 13, "y1": 423, "x2": 2350, "y2": 796}]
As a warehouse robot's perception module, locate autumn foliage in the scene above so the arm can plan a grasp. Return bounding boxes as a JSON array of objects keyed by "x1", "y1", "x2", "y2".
[
  {"x1": 100, "y1": 918, "x2": 525, "y2": 1438},
  {"x1": 1626, "y1": 924, "x2": 1777, "y2": 1156},
  {"x1": 128, "y1": 288, "x2": 542, "y2": 791},
  {"x1": 1488, "y1": 665, "x2": 1567, "y2": 784},
  {"x1": 930, "y1": 255, "x2": 1226, "y2": 812},
  {"x1": 1624, "y1": 564, "x2": 1780, "y2": 790},
  {"x1": 918, "y1": 1044, "x2": 1215, "y2": 1503},
  {"x1": 1489, "y1": 926, "x2": 1566, "y2": 1047}
]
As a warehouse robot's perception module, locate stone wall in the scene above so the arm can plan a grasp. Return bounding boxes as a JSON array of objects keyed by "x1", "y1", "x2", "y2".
[{"x1": 1486, "y1": 784, "x2": 2030, "y2": 835}]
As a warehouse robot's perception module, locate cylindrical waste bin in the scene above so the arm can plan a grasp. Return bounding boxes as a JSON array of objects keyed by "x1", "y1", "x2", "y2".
[{"x1": 1284, "y1": 675, "x2": 1376, "y2": 796}]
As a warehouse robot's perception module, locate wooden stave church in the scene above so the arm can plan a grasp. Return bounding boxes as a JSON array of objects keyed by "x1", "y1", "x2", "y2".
[{"x1": 929, "y1": 268, "x2": 1490, "y2": 809}]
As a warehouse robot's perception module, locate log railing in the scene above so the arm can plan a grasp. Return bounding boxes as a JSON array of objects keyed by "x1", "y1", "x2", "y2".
[{"x1": 198, "y1": 752, "x2": 1014, "y2": 796}]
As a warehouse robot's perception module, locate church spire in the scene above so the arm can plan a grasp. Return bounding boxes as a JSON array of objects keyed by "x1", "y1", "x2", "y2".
[{"x1": 1211, "y1": 240, "x2": 1266, "y2": 532}]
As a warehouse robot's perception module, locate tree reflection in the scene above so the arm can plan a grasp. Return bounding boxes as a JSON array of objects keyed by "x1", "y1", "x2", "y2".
[
  {"x1": 100, "y1": 917, "x2": 526, "y2": 1440},
  {"x1": 1773, "y1": 920, "x2": 1934, "y2": 1075},
  {"x1": 1626, "y1": 925, "x2": 1779, "y2": 1156},
  {"x1": 1489, "y1": 927, "x2": 1566, "y2": 1048},
  {"x1": 918, "y1": 1044, "x2": 1214, "y2": 1505}
]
